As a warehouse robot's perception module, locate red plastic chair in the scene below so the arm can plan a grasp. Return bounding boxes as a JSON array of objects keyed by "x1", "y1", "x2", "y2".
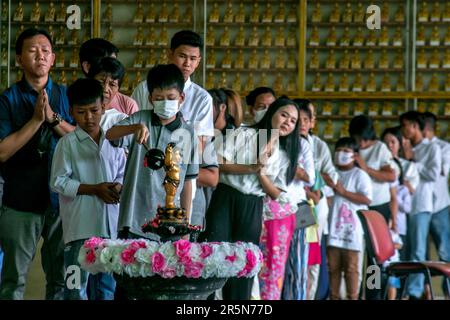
[{"x1": 358, "y1": 210, "x2": 450, "y2": 300}]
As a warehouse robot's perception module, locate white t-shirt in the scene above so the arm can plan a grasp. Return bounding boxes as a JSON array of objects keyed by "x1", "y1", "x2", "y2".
[
  {"x1": 383, "y1": 230, "x2": 403, "y2": 266},
  {"x1": 217, "y1": 127, "x2": 289, "y2": 197},
  {"x1": 328, "y1": 167, "x2": 373, "y2": 252},
  {"x1": 131, "y1": 78, "x2": 214, "y2": 137},
  {"x1": 100, "y1": 108, "x2": 128, "y2": 132},
  {"x1": 358, "y1": 140, "x2": 395, "y2": 206},
  {"x1": 428, "y1": 137, "x2": 450, "y2": 212}
]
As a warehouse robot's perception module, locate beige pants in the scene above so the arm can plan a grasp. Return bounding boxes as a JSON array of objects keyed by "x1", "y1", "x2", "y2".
[{"x1": 327, "y1": 246, "x2": 360, "y2": 300}]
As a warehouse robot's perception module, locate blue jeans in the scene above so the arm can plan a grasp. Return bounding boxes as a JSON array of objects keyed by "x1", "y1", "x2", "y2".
[
  {"x1": 406, "y1": 209, "x2": 450, "y2": 298},
  {"x1": 64, "y1": 240, "x2": 115, "y2": 300},
  {"x1": 0, "y1": 248, "x2": 3, "y2": 284}
]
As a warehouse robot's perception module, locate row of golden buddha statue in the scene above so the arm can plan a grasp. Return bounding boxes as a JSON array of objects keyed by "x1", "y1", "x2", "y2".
[
  {"x1": 417, "y1": 49, "x2": 450, "y2": 69},
  {"x1": 309, "y1": 26, "x2": 404, "y2": 47},
  {"x1": 319, "y1": 101, "x2": 409, "y2": 117},
  {"x1": 8, "y1": 2, "x2": 90, "y2": 23},
  {"x1": 205, "y1": 72, "x2": 297, "y2": 94},
  {"x1": 206, "y1": 26, "x2": 297, "y2": 47},
  {"x1": 417, "y1": 2, "x2": 450, "y2": 22},
  {"x1": 310, "y1": 2, "x2": 404, "y2": 23},
  {"x1": 310, "y1": 73, "x2": 408, "y2": 93},
  {"x1": 8, "y1": 25, "x2": 90, "y2": 47},
  {"x1": 416, "y1": 25, "x2": 450, "y2": 46},
  {"x1": 309, "y1": 49, "x2": 406, "y2": 70}
]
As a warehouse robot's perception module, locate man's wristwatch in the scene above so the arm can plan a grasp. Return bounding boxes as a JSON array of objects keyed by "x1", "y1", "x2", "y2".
[{"x1": 48, "y1": 113, "x2": 63, "y2": 128}]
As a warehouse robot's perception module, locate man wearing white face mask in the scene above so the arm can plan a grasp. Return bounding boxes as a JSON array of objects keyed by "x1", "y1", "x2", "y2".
[
  {"x1": 326, "y1": 137, "x2": 373, "y2": 300},
  {"x1": 106, "y1": 64, "x2": 199, "y2": 242},
  {"x1": 243, "y1": 87, "x2": 277, "y2": 126}
]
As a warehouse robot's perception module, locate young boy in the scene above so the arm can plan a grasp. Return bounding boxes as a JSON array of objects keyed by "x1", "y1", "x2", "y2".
[
  {"x1": 87, "y1": 57, "x2": 128, "y2": 131},
  {"x1": 106, "y1": 64, "x2": 199, "y2": 240},
  {"x1": 50, "y1": 78, "x2": 126, "y2": 300},
  {"x1": 327, "y1": 137, "x2": 373, "y2": 300},
  {"x1": 399, "y1": 111, "x2": 442, "y2": 300}
]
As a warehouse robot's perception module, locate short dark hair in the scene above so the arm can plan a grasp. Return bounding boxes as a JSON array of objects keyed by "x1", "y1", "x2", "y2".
[
  {"x1": 349, "y1": 115, "x2": 377, "y2": 141},
  {"x1": 87, "y1": 57, "x2": 125, "y2": 86},
  {"x1": 79, "y1": 38, "x2": 119, "y2": 75},
  {"x1": 335, "y1": 137, "x2": 359, "y2": 153},
  {"x1": 399, "y1": 111, "x2": 425, "y2": 131},
  {"x1": 422, "y1": 111, "x2": 437, "y2": 131},
  {"x1": 67, "y1": 78, "x2": 104, "y2": 108},
  {"x1": 146, "y1": 64, "x2": 185, "y2": 96},
  {"x1": 245, "y1": 87, "x2": 276, "y2": 107},
  {"x1": 293, "y1": 99, "x2": 312, "y2": 119},
  {"x1": 16, "y1": 28, "x2": 53, "y2": 55},
  {"x1": 170, "y1": 30, "x2": 203, "y2": 50}
]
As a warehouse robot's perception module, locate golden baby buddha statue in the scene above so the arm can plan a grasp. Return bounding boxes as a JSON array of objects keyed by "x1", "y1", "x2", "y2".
[
  {"x1": 396, "y1": 73, "x2": 406, "y2": 92},
  {"x1": 219, "y1": 72, "x2": 228, "y2": 88},
  {"x1": 220, "y1": 26, "x2": 231, "y2": 46},
  {"x1": 445, "y1": 26, "x2": 450, "y2": 46},
  {"x1": 322, "y1": 102, "x2": 333, "y2": 116},
  {"x1": 354, "y1": 2, "x2": 365, "y2": 23},
  {"x1": 312, "y1": 73, "x2": 322, "y2": 92},
  {"x1": 275, "y1": 3, "x2": 286, "y2": 23},
  {"x1": 206, "y1": 26, "x2": 215, "y2": 46},
  {"x1": 394, "y1": 4, "x2": 405, "y2": 22},
  {"x1": 417, "y1": 49, "x2": 427, "y2": 68},
  {"x1": 205, "y1": 72, "x2": 215, "y2": 90},
  {"x1": 325, "y1": 73, "x2": 335, "y2": 92},
  {"x1": 363, "y1": 49, "x2": 375, "y2": 69},
  {"x1": 309, "y1": 49, "x2": 319, "y2": 69},
  {"x1": 13, "y1": 2, "x2": 24, "y2": 22},
  {"x1": 381, "y1": 73, "x2": 391, "y2": 92},
  {"x1": 416, "y1": 25, "x2": 426, "y2": 46},
  {"x1": 275, "y1": 27, "x2": 285, "y2": 47},
  {"x1": 68, "y1": 29, "x2": 79, "y2": 45},
  {"x1": 428, "y1": 73, "x2": 440, "y2": 91},
  {"x1": 323, "y1": 120, "x2": 334, "y2": 140},
  {"x1": 444, "y1": 3, "x2": 450, "y2": 22},
  {"x1": 340, "y1": 27, "x2": 351, "y2": 46},
  {"x1": 339, "y1": 50, "x2": 350, "y2": 69},
  {"x1": 2, "y1": 2, "x2": 8, "y2": 21},
  {"x1": 261, "y1": 50, "x2": 271, "y2": 69},
  {"x1": 430, "y1": 26, "x2": 441, "y2": 46},
  {"x1": 146, "y1": 49, "x2": 157, "y2": 68},
  {"x1": 262, "y1": 27, "x2": 272, "y2": 47},
  {"x1": 159, "y1": 27, "x2": 168, "y2": 46},
  {"x1": 134, "y1": 27, "x2": 144, "y2": 46},
  {"x1": 381, "y1": 2, "x2": 389, "y2": 22},
  {"x1": 366, "y1": 73, "x2": 377, "y2": 92},
  {"x1": 235, "y1": 3, "x2": 245, "y2": 23},
  {"x1": 329, "y1": 3, "x2": 340, "y2": 23},
  {"x1": 245, "y1": 73, "x2": 255, "y2": 92},
  {"x1": 262, "y1": 3, "x2": 273, "y2": 23},
  {"x1": 275, "y1": 49, "x2": 285, "y2": 69},
  {"x1": 325, "y1": 50, "x2": 336, "y2": 69},
  {"x1": 378, "y1": 49, "x2": 390, "y2": 69},
  {"x1": 206, "y1": 49, "x2": 216, "y2": 69},
  {"x1": 69, "y1": 48, "x2": 78, "y2": 68},
  {"x1": 354, "y1": 102, "x2": 364, "y2": 115},
  {"x1": 287, "y1": 27, "x2": 296, "y2": 46},
  {"x1": 103, "y1": 2, "x2": 112, "y2": 22},
  {"x1": 430, "y1": 2, "x2": 441, "y2": 22},
  {"x1": 250, "y1": 3, "x2": 259, "y2": 23},
  {"x1": 353, "y1": 27, "x2": 364, "y2": 46},
  {"x1": 378, "y1": 28, "x2": 389, "y2": 46},
  {"x1": 429, "y1": 49, "x2": 440, "y2": 68},
  {"x1": 159, "y1": 2, "x2": 169, "y2": 23},
  {"x1": 287, "y1": 75, "x2": 296, "y2": 92},
  {"x1": 146, "y1": 3, "x2": 156, "y2": 22},
  {"x1": 393, "y1": 50, "x2": 404, "y2": 69},
  {"x1": 287, "y1": 4, "x2": 297, "y2": 22},
  {"x1": 169, "y1": 3, "x2": 180, "y2": 23},
  {"x1": 326, "y1": 26, "x2": 337, "y2": 46},
  {"x1": 260, "y1": 72, "x2": 269, "y2": 87},
  {"x1": 342, "y1": 3, "x2": 353, "y2": 23},
  {"x1": 55, "y1": 48, "x2": 64, "y2": 67},
  {"x1": 146, "y1": 27, "x2": 157, "y2": 46},
  {"x1": 444, "y1": 49, "x2": 450, "y2": 68},
  {"x1": 234, "y1": 26, "x2": 245, "y2": 46},
  {"x1": 234, "y1": 50, "x2": 244, "y2": 69},
  {"x1": 415, "y1": 73, "x2": 424, "y2": 91},
  {"x1": 339, "y1": 73, "x2": 350, "y2": 92},
  {"x1": 134, "y1": 49, "x2": 144, "y2": 68},
  {"x1": 309, "y1": 27, "x2": 320, "y2": 46},
  {"x1": 274, "y1": 73, "x2": 283, "y2": 92},
  {"x1": 56, "y1": 2, "x2": 66, "y2": 22},
  {"x1": 223, "y1": 1, "x2": 234, "y2": 23},
  {"x1": 209, "y1": 3, "x2": 219, "y2": 23},
  {"x1": 368, "y1": 102, "x2": 378, "y2": 116},
  {"x1": 393, "y1": 28, "x2": 403, "y2": 47},
  {"x1": 287, "y1": 51, "x2": 296, "y2": 69},
  {"x1": 30, "y1": 2, "x2": 41, "y2": 22},
  {"x1": 248, "y1": 26, "x2": 259, "y2": 46},
  {"x1": 105, "y1": 26, "x2": 114, "y2": 42},
  {"x1": 183, "y1": 5, "x2": 193, "y2": 24},
  {"x1": 55, "y1": 26, "x2": 65, "y2": 45},
  {"x1": 222, "y1": 50, "x2": 232, "y2": 69},
  {"x1": 366, "y1": 31, "x2": 377, "y2": 46},
  {"x1": 248, "y1": 49, "x2": 258, "y2": 69},
  {"x1": 351, "y1": 50, "x2": 362, "y2": 69},
  {"x1": 312, "y1": 2, "x2": 322, "y2": 23},
  {"x1": 233, "y1": 73, "x2": 241, "y2": 92},
  {"x1": 134, "y1": 2, "x2": 144, "y2": 23}
]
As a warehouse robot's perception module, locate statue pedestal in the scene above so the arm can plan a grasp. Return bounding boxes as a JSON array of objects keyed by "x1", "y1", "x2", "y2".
[{"x1": 114, "y1": 274, "x2": 227, "y2": 300}]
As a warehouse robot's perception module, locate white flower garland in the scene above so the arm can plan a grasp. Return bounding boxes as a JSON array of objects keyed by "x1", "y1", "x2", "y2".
[{"x1": 78, "y1": 237, "x2": 263, "y2": 279}]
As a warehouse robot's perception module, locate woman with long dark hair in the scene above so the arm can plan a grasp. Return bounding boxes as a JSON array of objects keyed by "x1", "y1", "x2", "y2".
[{"x1": 200, "y1": 98, "x2": 300, "y2": 300}]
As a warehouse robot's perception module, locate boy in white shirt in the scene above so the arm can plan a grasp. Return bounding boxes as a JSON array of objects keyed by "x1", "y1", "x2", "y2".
[
  {"x1": 399, "y1": 111, "x2": 442, "y2": 300},
  {"x1": 50, "y1": 78, "x2": 126, "y2": 300},
  {"x1": 327, "y1": 137, "x2": 373, "y2": 300}
]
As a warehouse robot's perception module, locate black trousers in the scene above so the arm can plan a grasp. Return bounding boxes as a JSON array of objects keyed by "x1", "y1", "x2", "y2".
[
  {"x1": 199, "y1": 183, "x2": 263, "y2": 300},
  {"x1": 369, "y1": 202, "x2": 391, "y2": 224}
]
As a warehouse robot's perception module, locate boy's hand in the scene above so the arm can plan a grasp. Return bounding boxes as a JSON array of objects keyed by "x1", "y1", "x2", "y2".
[
  {"x1": 134, "y1": 124, "x2": 149, "y2": 145},
  {"x1": 95, "y1": 182, "x2": 121, "y2": 204},
  {"x1": 322, "y1": 173, "x2": 334, "y2": 188},
  {"x1": 110, "y1": 182, "x2": 122, "y2": 195},
  {"x1": 353, "y1": 153, "x2": 368, "y2": 171},
  {"x1": 334, "y1": 181, "x2": 346, "y2": 196}
]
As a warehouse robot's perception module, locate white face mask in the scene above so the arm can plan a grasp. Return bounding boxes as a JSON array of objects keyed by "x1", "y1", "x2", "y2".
[
  {"x1": 152, "y1": 100, "x2": 179, "y2": 119},
  {"x1": 253, "y1": 108, "x2": 267, "y2": 123},
  {"x1": 334, "y1": 151, "x2": 354, "y2": 166}
]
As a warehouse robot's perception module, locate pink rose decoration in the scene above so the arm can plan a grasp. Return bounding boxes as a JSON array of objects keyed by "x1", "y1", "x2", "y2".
[
  {"x1": 200, "y1": 244, "x2": 212, "y2": 259},
  {"x1": 246, "y1": 249, "x2": 257, "y2": 269},
  {"x1": 83, "y1": 237, "x2": 104, "y2": 250},
  {"x1": 151, "y1": 252, "x2": 166, "y2": 273},
  {"x1": 225, "y1": 254, "x2": 237, "y2": 263},
  {"x1": 173, "y1": 239, "x2": 192, "y2": 258},
  {"x1": 268, "y1": 200, "x2": 281, "y2": 213},
  {"x1": 161, "y1": 267, "x2": 176, "y2": 279},
  {"x1": 86, "y1": 249, "x2": 96, "y2": 264},
  {"x1": 121, "y1": 248, "x2": 136, "y2": 265},
  {"x1": 184, "y1": 261, "x2": 204, "y2": 278}
]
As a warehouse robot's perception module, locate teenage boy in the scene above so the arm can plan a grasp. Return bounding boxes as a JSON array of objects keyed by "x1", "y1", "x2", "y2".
[
  {"x1": 0, "y1": 28, "x2": 75, "y2": 300},
  {"x1": 106, "y1": 64, "x2": 199, "y2": 240},
  {"x1": 131, "y1": 30, "x2": 214, "y2": 147},
  {"x1": 79, "y1": 38, "x2": 138, "y2": 115},
  {"x1": 50, "y1": 78, "x2": 125, "y2": 300},
  {"x1": 399, "y1": 111, "x2": 442, "y2": 300}
]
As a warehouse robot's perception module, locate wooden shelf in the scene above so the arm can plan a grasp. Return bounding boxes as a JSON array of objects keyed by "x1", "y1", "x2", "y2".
[
  {"x1": 416, "y1": 45, "x2": 450, "y2": 49},
  {"x1": 10, "y1": 21, "x2": 91, "y2": 26},
  {"x1": 207, "y1": 22, "x2": 297, "y2": 26},
  {"x1": 416, "y1": 68, "x2": 450, "y2": 72},
  {"x1": 308, "y1": 22, "x2": 406, "y2": 27},
  {"x1": 301, "y1": 92, "x2": 450, "y2": 99},
  {"x1": 317, "y1": 115, "x2": 400, "y2": 120},
  {"x1": 206, "y1": 45, "x2": 297, "y2": 49},
  {"x1": 101, "y1": 22, "x2": 192, "y2": 27},
  {"x1": 205, "y1": 68, "x2": 297, "y2": 72},
  {"x1": 307, "y1": 45, "x2": 404, "y2": 50},
  {"x1": 308, "y1": 68, "x2": 404, "y2": 72},
  {"x1": 417, "y1": 21, "x2": 450, "y2": 26}
]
